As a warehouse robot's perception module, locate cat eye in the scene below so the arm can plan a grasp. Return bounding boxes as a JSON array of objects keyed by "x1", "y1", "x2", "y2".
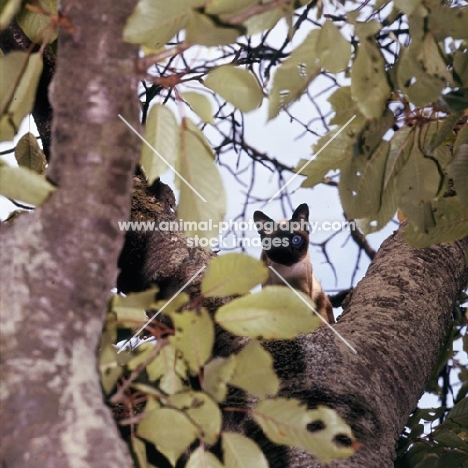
[{"x1": 291, "y1": 234, "x2": 303, "y2": 245}]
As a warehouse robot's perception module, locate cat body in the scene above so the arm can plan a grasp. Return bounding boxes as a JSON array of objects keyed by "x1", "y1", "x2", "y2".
[{"x1": 253, "y1": 203, "x2": 335, "y2": 324}]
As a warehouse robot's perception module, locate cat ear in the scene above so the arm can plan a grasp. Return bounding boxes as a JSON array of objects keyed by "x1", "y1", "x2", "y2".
[
  {"x1": 253, "y1": 210, "x2": 274, "y2": 232},
  {"x1": 292, "y1": 203, "x2": 309, "y2": 222}
]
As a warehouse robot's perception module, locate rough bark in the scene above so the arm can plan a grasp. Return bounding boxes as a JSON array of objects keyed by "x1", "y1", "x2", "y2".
[
  {"x1": 260, "y1": 227, "x2": 468, "y2": 467},
  {"x1": 116, "y1": 180, "x2": 468, "y2": 468},
  {"x1": 0, "y1": 2, "x2": 140, "y2": 467}
]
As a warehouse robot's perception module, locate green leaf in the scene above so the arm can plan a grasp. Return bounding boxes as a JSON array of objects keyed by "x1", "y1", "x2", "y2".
[
  {"x1": 0, "y1": 52, "x2": 43, "y2": 142},
  {"x1": 131, "y1": 437, "x2": 149, "y2": 468},
  {"x1": 203, "y1": 356, "x2": 236, "y2": 403},
  {"x1": 395, "y1": 141, "x2": 440, "y2": 230},
  {"x1": 204, "y1": 65, "x2": 263, "y2": 113},
  {"x1": 229, "y1": 340, "x2": 279, "y2": 398},
  {"x1": 339, "y1": 141, "x2": 390, "y2": 219},
  {"x1": 453, "y1": 47, "x2": 468, "y2": 87},
  {"x1": 426, "y1": 3, "x2": 468, "y2": 41},
  {"x1": 0, "y1": 0, "x2": 22, "y2": 29},
  {"x1": 268, "y1": 29, "x2": 321, "y2": 120},
  {"x1": 222, "y1": 432, "x2": 269, "y2": 468},
  {"x1": 403, "y1": 197, "x2": 468, "y2": 247},
  {"x1": 398, "y1": 32, "x2": 452, "y2": 107},
  {"x1": 146, "y1": 344, "x2": 187, "y2": 394},
  {"x1": 449, "y1": 143, "x2": 468, "y2": 204},
  {"x1": 215, "y1": 285, "x2": 322, "y2": 339},
  {"x1": 137, "y1": 408, "x2": 199, "y2": 466},
  {"x1": 177, "y1": 117, "x2": 226, "y2": 239},
  {"x1": 124, "y1": 0, "x2": 203, "y2": 48},
  {"x1": 99, "y1": 342, "x2": 123, "y2": 394},
  {"x1": 351, "y1": 22, "x2": 391, "y2": 119},
  {"x1": 316, "y1": 21, "x2": 351, "y2": 73},
  {"x1": 0, "y1": 163, "x2": 55, "y2": 205},
  {"x1": 182, "y1": 91, "x2": 214, "y2": 124},
  {"x1": 328, "y1": 86, "x2": 363, "y2": 126},
  {"x1": 297, "y1": 121, "x2": 363, "y2": 188},
  {"x1": 16, "y1": 0, "x2": 58, "y2": 43},
  {"x1": 205, "y1": 0, "x2": 257, "y2": 15},
  {"x1": 111, "y1": 288, "x2": 158, "y2": 324},
  {"x1": 140, "y1": 104, "x2": 179, "y2": 185},
  {"x1": 445, "y1": 397, "x2": 468, "y2": 427},
  {"x1": 201, "y1": 253, "x2": 268, "y2": 298},
  {"x1": 383, "y1": 126, "x2": 414, "y2": 188},
  {"x1": 169, "y1": 307, "x2": 214, "y2": 374},
  {"x1": 14, "y1": 132, "x2": 46, "y2": 174},
  {"x1": 186, "y1": 447, "x2": 224, "y2": 468},
  {"x1": 394, "y1": 0, "x2": 422, "y2": 15},
  {"x1": 244, "y1": 7, "x2": 283, "y2": 35},
  {"x1": 185, "y1": 11, "x2": 240, "y2": 46},
  {"x1": 168, "y1": 391, "x2": 222, "y2": 445},
  {"x1": 357, "y1": 176, "x2": 396, "y2": 234},
  {"x1": 427, "y1": 113, "x2": 462, "y2": 152},
  {"x1": 252, "y1": 399, "x2": 356, "y2": 463}
]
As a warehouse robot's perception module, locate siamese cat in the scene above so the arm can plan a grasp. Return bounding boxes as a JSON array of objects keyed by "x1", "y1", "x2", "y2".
[{"x1": 253, "y1": 203, "x2": 335, "y2": 324}]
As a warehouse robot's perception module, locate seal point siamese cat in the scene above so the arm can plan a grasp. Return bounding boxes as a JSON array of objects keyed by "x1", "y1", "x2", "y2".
[{"x1": 253, "y1": 203, "x2": 335, "y2": 324}]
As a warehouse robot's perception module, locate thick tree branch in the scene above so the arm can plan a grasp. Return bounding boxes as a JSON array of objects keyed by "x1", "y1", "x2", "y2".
[{"x1": 0, "y1": 1, "x2": 140, "y2": 467}]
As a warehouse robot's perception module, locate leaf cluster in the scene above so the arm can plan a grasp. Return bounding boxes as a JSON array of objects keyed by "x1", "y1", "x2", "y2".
[{"x1": 101, "y1": 253, "x2": 359, "y2": 467}]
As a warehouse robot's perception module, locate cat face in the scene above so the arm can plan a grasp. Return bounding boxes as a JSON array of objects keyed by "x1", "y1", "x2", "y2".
[{"x1": 253, "y1": 204, "x2": 310, "y2": 266}]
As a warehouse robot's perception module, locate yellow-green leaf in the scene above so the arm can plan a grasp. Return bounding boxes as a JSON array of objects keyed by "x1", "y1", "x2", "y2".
[
  {"x1": 339, "y1": 141, "x2": 390, "y2": 219},
  {"x1": 182, "y1": 91, "x2": 214, "y2": 124},
  {"x1": 203, "y1": 356, "x2": 236, "y2": 403},
  {"x1": 186, "y1": 10, "x2": 240, "y2": 46},
  {"x1": 268, "y1": 29, "x2": 321, "y2": 120},
  {"x1": 253, "y1": 399, "x2": 357, "y2": 463},
  {"x1": 230, "y1": 340, "x2": 279, "y2": 398},
  {"x1": 395, "y1": 140, "x2": 440, "y2": 230},
  {"x1": 131, "y1": 437, "x2": 149, "y2": 468},
  {"x1": 222, "y1": 432, "x2": 268, "y2": 468},
  {"x1": 317, "y1": 21, "x2": 351, "y2": 73},
  {"x1": 201, "y1": 253, "x2": 268, "y2": 297},
  {"x1": 141, "y1": 104, "x2": 179, "y2": 185},
  {"x1": 0, "y1": 163, "x2": 54, "y2": 205},
  {"x1": 14, "y1": 132, "x2": 46, "y2": 174},
  {"x1": 204, "y1": 65, "x2": 263, "y2": 113},
  {"x1": 16, "y1": 0, "x2": 58, "y2": 43},
  {"x1": 0, "y1": 52, "x2": 43, "y2": 142},
  {"x1": 124, "y1": 0, "x2": 203, "y2": 48},
  {"x1": 146, "y1": 343, "x2": 187, "y2": 394},
  {"x1": 351, "y1": 25, "x2": 390, "y2": 119},
  {"x1": 0, "y1": 0, "x2": 22, "y2": 29},
  {"x1": 397, "y1": 32, "x2": 452, "y2": 107},
  {"x1": 449, "y1": 126, "x2": 468, "y2": 204},
  {"x1": 404, "y1": 198, "x2": 468, "y2": 247},
  {"x1": 137, "y1": 408, "x2": 198, "y2": 466},
  {"x1": 169, "y1": 307, "x2": 214, "y2": 374},
  {"x1": 99, "y1": 342, "x2": 123, "y2": 394},
  {"x1": 168, "y1": 391, "x2": 221, "y2": 445},
  {"x1": 244, "y1": 7, "x2": 283, "y2": 36},
  {"x1": 205, "y1": 0, "x2": 256, "y2": 15},
  {"x1": 111, "y1": 288, "x2": 158, "y2": 326},
  {"x1": 177, "y1": 117, "x2": 226, "y2": 239},
  {"x1": 186, "y1": 447, "x2": 224, "y2": 468},
  {"x1": 215, "y1": 286, "x2": 322, "y2": 339}
]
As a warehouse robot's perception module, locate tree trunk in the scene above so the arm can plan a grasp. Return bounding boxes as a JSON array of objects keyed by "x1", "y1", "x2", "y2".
[
  {"x1": 261, "y1": 227, "x2": 468, "y2": 467},
  {"x1": 0, "y1": 2, "x2": 140, "y2": 467}
]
